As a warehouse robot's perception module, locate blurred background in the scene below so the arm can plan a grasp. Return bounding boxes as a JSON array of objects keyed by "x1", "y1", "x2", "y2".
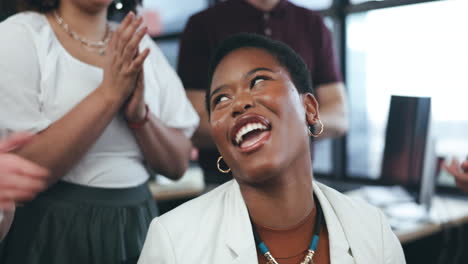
[{"x1": 1, "y1": 0, "x2": 467, "y2": 263}]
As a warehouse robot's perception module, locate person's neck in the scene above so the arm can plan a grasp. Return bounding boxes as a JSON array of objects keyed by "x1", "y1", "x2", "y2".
[
  {"x1": 55, "y1": 2, "x2": 108, "y2": 42},
  {"x1": 246, "y1": 0, "x2": 282, "y2": 12},
  {"x1": 239, "y1": 152, "x2": 315, "y2": 229}
]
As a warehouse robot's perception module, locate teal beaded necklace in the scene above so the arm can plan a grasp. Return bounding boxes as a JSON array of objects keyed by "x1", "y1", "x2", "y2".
[{"x1": 250, "y1": 201, "x2": 323, "y2": 264}]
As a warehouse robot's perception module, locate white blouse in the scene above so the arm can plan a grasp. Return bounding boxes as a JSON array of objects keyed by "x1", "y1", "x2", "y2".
[{"x1": 0, "y1": 12, "x2": 199, "y2": 188}]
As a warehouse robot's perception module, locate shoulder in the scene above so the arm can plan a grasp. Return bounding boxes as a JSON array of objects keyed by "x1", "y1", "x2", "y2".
[
  {"x1": 191, "y1": 1, "x2": 233, "y2": 20},
  {"x1": 316, "y1": 182, "x2": 387, "y2": 242},
  {"x1": 0, "y1": 12, "x2": 49, "y2": 68},
  {"x1": 151, "y1": 181, "x2": 235, "y2": 235},
  {"x1": 0, "y1": 11, "x2": 48, "y2": 36},
  {"x1": 185, "y1": 1, "x2": 233, "y2": 29},
  {"x1": 316, "y1": 182, "x2": 405, "y2": 262},
  {"x1": 286, "y1": 4, "x2": 327, "y2": 31},
  {"x1": 287, "y1": 3, "x2": 323, "y2": 20},
  {"x1": 0, "y1": 11, "x2": 50, "y2": 56},
  {"x1": 158, "y1": 180, "x2": 234, "y2": 226},
  {"x1": 143, "y1": 181, "x2": 236, "y2": 257}
]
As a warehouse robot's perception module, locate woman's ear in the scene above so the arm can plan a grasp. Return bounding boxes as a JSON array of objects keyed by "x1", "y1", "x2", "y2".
[{"x1": 302, "y1": 93, "x2": 319, "y2": 126}]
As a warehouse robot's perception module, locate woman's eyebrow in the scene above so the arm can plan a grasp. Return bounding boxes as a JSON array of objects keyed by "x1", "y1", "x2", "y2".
[
  {"x1": 244, "y1": 67, "x2": 275, "y2": 78},
  {"x1": 210, "y1": 67, "x2": 275, "y2": 98},
  {"x1": 210, "y1": 84, "x2": 229, "y2": 99}
]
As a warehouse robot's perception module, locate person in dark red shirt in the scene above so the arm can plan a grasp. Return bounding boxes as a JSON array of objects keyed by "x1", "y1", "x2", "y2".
[{"x1": 178, "y1": 0, "x2": 348, "y2": 183}]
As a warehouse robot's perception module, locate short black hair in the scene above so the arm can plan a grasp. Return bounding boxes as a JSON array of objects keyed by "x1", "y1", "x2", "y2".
[{"x1": 205, "y1": 33, "x2": 313, "y2": 114}]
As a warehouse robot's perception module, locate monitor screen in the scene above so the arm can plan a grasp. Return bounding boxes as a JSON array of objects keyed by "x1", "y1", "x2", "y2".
[{"x1": 380, "y1": 95, "x2": 436, "y2": 207}]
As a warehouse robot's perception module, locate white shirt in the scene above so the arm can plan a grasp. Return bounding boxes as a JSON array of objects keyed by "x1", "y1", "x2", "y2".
[
  {"x1": 138, "y1": 180, "x2": 406, "y2": 264},
  {"x1": 0, "y1": 12, "x2": 199, "y2": 188}
]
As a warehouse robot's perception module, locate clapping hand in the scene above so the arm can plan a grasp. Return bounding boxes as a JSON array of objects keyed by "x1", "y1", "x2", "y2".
[
  {"x1": 101, "y1": 12, "x2": 150, "y2": 103},
  {"x1": 124, "y1": 69, "x2": 147, "y2": 123}
]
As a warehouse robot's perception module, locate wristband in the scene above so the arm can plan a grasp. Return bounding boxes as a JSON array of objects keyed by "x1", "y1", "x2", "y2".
[{"x1": 128, "y1": 104, "x2": 149, "y2": 129}]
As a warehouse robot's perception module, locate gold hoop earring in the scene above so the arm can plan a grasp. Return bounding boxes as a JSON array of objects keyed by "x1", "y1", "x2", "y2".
[
  {"x1": 308, "y1": 119, "x2": 324, "y2": 137},
  {"x1": 217, "y1": 156, "x2": 231, "y2": 174}
]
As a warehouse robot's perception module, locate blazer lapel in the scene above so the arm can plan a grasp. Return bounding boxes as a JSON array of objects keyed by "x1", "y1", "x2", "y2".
[
  {"x1": 314, "y1": 182, "x2": 355, "y2": 264},
  {"x1": 223, "y1": 181, "x2": 259, "y2": 264}
]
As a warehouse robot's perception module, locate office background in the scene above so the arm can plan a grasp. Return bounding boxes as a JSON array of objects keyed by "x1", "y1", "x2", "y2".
[
  {"x1": 1, "y1": 0, "x2": 467, "y2": 263},
  {"x1": 2, "y1": 0, "x2": 466, "y2": 186},
  {"x1": 147, "y1": 0, "x2": 468, "y2": 190}
]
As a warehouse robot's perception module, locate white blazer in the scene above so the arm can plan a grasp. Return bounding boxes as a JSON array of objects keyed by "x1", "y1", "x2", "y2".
[{"x1": 138, "y1": 180, "x2": 406, "y2": 264}]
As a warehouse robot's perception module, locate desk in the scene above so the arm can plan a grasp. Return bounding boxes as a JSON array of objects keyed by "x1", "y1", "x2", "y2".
[
  {"x1": 345, "y1": 185, "x2": 468, "y2": 244},
  {"x1": 394, "y1": 196, "x2": 468, "y2": 244},
  {"x1": 396, "y1": 196, "x2": 468, "y2": 264},
  {"x1": 345, "y1": 186, "x2": 468, "y2": 264}
]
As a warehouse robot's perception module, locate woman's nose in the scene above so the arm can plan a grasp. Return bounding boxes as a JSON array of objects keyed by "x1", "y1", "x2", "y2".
[{"x1": 231, "y1": 92, "x2": 255, "y2": 118}]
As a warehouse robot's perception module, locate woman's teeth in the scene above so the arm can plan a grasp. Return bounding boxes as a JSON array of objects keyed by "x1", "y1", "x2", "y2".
[{"x1": 235, "y1": 123, "x2": 268, "y2": 145}]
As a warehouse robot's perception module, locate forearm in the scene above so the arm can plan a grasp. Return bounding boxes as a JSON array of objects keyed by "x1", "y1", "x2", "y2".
[
  {"x1": 319, "y1": 105, "x2": 348, "y2": 138},
  {"x1": 132, "y1": 114, "x2": 192, "y2": 180},
  {"x1": 15, "y1": 87, "x2": 123, "y2": 183},
  {"x1": 191, "y1": 109, "x2": 217, "y2": 149},
  {"x1": 186, "y1": 89, "x2": 217, "y2": 150},
  {"x1": 315, "y1": 82, "x2": 348, "y2": 138}
]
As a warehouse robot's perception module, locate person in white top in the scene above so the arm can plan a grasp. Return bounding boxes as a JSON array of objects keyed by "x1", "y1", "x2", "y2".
[
  {"x1": 0, "y1": 0, "x2": 199, "y2": 263},
  {"x1": 138, "y1": 33, "x2": 405, "y2": 264}
]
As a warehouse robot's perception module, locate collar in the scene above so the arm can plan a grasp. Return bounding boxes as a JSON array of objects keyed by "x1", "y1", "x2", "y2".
[
  {"x1": 313, "y1": 182, "x2": 355, "y2": 264},
  {"x1": 223, "y1": 180, "x2": 354, "y2": 264},
  {"x1": 223, "y1": 181, "x2": 258, "y2": 263}
]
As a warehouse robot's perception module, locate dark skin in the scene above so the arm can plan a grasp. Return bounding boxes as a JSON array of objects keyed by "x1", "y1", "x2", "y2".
[{"x1": 208, "y1": 47, "x2": 330, "y2": 262}]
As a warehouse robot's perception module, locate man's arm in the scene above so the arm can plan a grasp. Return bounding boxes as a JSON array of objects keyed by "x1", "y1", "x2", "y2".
[
  {"x1": 186, "y1": 89, "x2": 218, "y2": 150},
  {"x1": 314, "y1": 82, "x2": 348, "y2": 138}
]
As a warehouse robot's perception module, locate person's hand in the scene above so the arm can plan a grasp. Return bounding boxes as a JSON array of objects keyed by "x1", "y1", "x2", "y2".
[
  {"x1": 443, "y1": 158, "x2": 468, "y2": 193},
  {"x1": 100, "y1": 12, "x2": 150, "y2": 103},
  {"x1": 124, "y1": 69, "x2": 147, "y2": 123},
  {"x1": 0, "y1": 133, "x2": 49, "y2": 210}
]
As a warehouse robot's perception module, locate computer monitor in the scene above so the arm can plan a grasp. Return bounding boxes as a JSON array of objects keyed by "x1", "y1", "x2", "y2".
[{"x1": 380, "y1": 95, "x2": 436, "y2": 209}]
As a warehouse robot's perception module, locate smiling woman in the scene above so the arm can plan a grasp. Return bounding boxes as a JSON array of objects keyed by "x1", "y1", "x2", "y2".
[{"x1": 138, "y1": 33, "x2": 405, "y2": 264}]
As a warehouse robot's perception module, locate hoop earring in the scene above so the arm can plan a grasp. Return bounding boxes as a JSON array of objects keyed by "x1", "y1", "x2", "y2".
[
  {"x1": 217, "y1": 156, "x2": 231, "y2": 174},
  {"x1": 308, "y1": 119, "x2": 324, "y2": 137}
]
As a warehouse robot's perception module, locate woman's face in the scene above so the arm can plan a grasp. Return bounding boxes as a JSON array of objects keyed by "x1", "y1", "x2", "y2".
[{"x1": 209, "y1": 48, "x2": 318, "y2": 184}]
